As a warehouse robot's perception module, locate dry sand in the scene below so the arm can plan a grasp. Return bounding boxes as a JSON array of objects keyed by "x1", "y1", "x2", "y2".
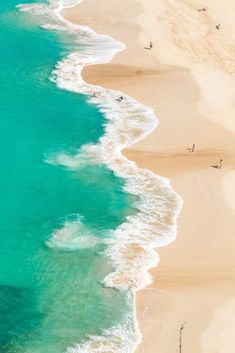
[{"x1": 64, "y1": 1, "x2": 235, "y2": 352}]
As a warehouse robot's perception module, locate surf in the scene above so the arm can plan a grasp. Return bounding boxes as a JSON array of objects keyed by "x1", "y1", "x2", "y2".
[{"x1": 17, "y1": 1, "x2": 183, "y2": 352}]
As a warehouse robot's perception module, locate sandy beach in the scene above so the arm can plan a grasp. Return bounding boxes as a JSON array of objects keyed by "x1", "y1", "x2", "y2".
[{"x1": 64, "y1": 1, "x2": 235, "y2": 352}]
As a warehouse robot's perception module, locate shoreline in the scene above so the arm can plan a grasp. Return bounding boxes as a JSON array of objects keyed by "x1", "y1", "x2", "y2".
[
  {"x1": 20, "y1": 0, "x2": 183, "y2": 352},
  {"x1": 54, "y1": 2, "x2": 183, "y2": 352},
  {"x1": 63, "y1": 1, "x2": 235, "y2": 353}
]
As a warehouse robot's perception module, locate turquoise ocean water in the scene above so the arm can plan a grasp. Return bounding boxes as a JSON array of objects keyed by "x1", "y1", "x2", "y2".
[{"x1": 0, "y1": 1, "x2": 137, "y2": 352}]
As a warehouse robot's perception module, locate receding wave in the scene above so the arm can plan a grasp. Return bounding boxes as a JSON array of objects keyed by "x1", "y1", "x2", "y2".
[
  {"x1": 67, "y1": 300, "x2": 141, "y2": 353},
  {"x1": 18, "y1": 1, "x2": 183, "y2": 352}
]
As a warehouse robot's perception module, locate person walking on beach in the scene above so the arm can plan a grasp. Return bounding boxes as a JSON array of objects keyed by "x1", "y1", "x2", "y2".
[
  {"x1": 211, "y1": 158, "x2": 223, "y2": 169},
  {"x1": 198, "y1": 7, "x2": 206, "y2": 12},
  {"x1": 144, "y1": 41, "x2": 153, "y2": 50},
  {"x1": 216, "y1": 24, "x2": 221, "y2": 30},
  {"x1": 190, "y1": 143, "x2": 196, "y2": 153},
  {"x1": 187, "y1": 143, "x2": 196, "y2": 153}
]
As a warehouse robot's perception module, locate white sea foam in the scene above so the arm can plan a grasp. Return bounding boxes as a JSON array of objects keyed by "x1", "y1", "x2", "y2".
[
  {"x1": 67, "y1": 291, "x2": 141, "y2": 353},
  {"x1": 67, "y1": 314, "x2": 140, "y2": 353},
  {"x1": 18, "y1": 1, "x2": 183, "y2": 352},
  {"x1": 46, "y1": 217, "x2": 99, "y2": 250}
]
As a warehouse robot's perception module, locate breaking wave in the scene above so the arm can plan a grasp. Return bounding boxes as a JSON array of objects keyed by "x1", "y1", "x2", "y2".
[
  {"x1": 18, "y1": 1, "x2": 183, "y2": 352},
  {"x1": 46, "y1": 215, "x2": 100, "y2": 250}
]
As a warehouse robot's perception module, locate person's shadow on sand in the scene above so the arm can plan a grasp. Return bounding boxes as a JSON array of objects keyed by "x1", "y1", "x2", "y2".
[{"x1": 211, "y1": 159, "x2": 223, "y2": 169}]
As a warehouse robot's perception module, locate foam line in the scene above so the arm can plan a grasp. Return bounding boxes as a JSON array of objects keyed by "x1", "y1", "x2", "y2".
[{"x1": 17, "y1": 1, "x2": 183, "y2": 352}]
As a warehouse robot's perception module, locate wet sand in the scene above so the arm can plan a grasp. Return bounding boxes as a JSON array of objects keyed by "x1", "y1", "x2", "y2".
[{"x1": 64, "y1": 0, "x2": 235, "y2": 352}]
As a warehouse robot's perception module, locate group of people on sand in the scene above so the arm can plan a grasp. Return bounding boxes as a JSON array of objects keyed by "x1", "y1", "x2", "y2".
[
  {"x1": 143, "y1": 7, "x2": 221, "y2": 53},
  {"x1": 198, "y1": 7, "x2": 221, "y2": 29},
  {"x1": 92, "y1": 90, "x2": 124, "y2": 103},
  {"x1": 188, "y1": 143, "x2": 223, "y2": 169},
  {"x1": 92, "y1": 12, "x2": 223, "y2": 169}
]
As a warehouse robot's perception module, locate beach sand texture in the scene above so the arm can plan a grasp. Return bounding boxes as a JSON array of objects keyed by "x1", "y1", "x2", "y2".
[{"x1": 64, "y1": 1, "x2": 235, "y2": 352}]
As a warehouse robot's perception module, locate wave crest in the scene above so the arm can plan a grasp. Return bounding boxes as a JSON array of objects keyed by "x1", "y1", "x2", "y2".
[
  {"x1": 18, "y1": 1, "x2": 182, "y2": 352},
  {"x1": 67, "y1": 296, "x2": 140, "y2": 353}
]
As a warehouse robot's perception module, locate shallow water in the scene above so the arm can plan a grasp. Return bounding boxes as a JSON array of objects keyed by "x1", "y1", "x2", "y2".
[{"x1": 0, "y1": 1, "x2": 137, "y2": 352}]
